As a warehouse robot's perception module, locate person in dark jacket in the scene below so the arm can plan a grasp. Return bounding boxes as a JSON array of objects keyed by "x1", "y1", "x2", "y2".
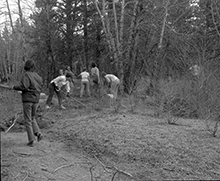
[{"x1": 12, "y1": 59, "x2": 43, "y2": 147}]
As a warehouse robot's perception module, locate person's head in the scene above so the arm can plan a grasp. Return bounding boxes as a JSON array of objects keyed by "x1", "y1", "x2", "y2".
[
  {"x1": 65, "y1": 72, "x2": 72, "y2": 80},
  {"x1": 67, "y1": 66, "x2": 71, "y2": 71},
  {"x1": 91, "y1": 62, "x2": 96, "y2": 68},
  {"x1": 101, "y1": 71, "x2": 107, "y2": 77},
  {"x1": 24, "y1": 59, "x2": 36, "y2": 71},
  {"x1": 82, "y1": 67, "x2": 87, "y2": 72},
  {"x1": 59, "y1": 69, "x2": 64, "y2": 75}
]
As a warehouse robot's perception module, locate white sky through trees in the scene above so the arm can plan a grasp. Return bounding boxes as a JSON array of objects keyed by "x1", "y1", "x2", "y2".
[{"x1": 0, "y1": 0, "x2": 35, "y2": 31}]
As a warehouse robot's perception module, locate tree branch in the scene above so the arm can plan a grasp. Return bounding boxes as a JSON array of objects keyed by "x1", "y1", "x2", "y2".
[{"x1": 211, "y1": 0, "x2": 220, "y2": 38}]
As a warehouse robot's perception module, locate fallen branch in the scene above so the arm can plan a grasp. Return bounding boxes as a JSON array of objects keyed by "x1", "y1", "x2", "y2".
[
  {"x1": 89, "y1": 164, "x2": 96, "y2": 181},
  {"x1": 72, "y1": 97, "x2": 87, "y2": 107},
  {"x1": 111, "y1": 171, "x2": 118, "y2": 181},
  {"x1": 14, "y1": 172, "x2": 21, "y2": 179},
  {"x1": 22, "y1": 172, "x2": 29, "y2": 181},
  {"x1": 112, "y1": 165, "x2": 133, "y2": 178},
  {"x1": 94, "y1": 155, "x2": 133, "y2": 178},
  {"x1": 94, "y1": 155, "x2": 112, "y2": 173},
  {"x1": 0, "y1": 84, "x2": 11, "y2": 89},
  {"x1": 12, "y1": 150, "x2": 33, "y2": 156},
  {"x1": 5, "y1": 113, "x2": 21, "y2": 133}
]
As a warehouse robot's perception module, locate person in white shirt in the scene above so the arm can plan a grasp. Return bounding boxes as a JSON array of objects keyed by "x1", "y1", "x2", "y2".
[
  {"x1": 79, "y1": 67, "x2": 90, "y2": 97},
  {"x1": 102, "y1": 72, "x2": 120, "y2": 101},
  {"x1": 46, "y1": 69, "x2": 67, "y2": 109}
]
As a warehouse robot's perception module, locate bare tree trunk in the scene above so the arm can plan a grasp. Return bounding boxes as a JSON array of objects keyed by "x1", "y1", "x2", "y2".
[
  {"x1": 113, "y1": 0, "x2": 119, "y2": 57},
  {"x1": 83, "y1": 0, "x2": 88, "y2": 69},
  {"x1": 211, "y1": 0, "x2": 220, "y2": 38},
  {"x1": 66, "y1": 0, "x2": 74, "y2": 67},
  {"x1": 155, "y1": 0, "x2": 169, "y2": 79},
  {"x1": 95, "y1": 0, "x2": 125, "y2": 74},
  {"x1": 117, "y1": 0, "x2": 125, "y2": 92},
  {"x1": 119, "y1": 0, "x2": 125, "y2": 46},
  {"x1": 17, "y1": 0, "x2": 26, "y2": 64},
  {"x1": 104, "y1": 1, "x2": 117, "y2": 67},
  {"x1": 126, "y1": 0, "x2": 139, "y2": 61},
  {"x1": 158, "y1": 0, "x2": 169, "y2": 50},
  {"x1": 46, "y1": 2, "x2": 56, "y2": 83},
  {"x1": 5, "y1": 0, "x2": 14, "y2": 33},
  {"x1": 94, "y1": 0, "x2": 128, "y2": 93},
  {"x1": 95, "y1": 23, "x2": 101, "y2": 66},
  {"x1": 4, "y1": 0, "x2": 14, "y2": 80},
  {"x1": 124, "y1": 0, "x2": 140, "y2": 93}
]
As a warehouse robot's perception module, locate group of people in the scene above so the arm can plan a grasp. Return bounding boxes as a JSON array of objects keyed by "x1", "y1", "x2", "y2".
[
  {"x1": 79, "y1": 63, "x2": 121, "y2": 103},
  {"x1": 12, "y1": 59, "x2": 120, "y2": 147},
  {"x1": 45, "y1": 62, "x2": 121, "y2": 110}
]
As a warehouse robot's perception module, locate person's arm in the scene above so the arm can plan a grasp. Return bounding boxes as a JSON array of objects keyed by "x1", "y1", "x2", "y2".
[
  {"x1": 97, "y1": 68, "x2": 100, "y2": 83},
  {"x1": 13, "y1": 74, "x2": 30, "y2": 91},
  {"x1": 90, "y1": 68, "x2": 94, "y2": 76},
  {"x1": 77, "y1": 73, "x2": 82, "y2": 79},
  {"x1": 103, "y1": 76, "x2": 111, "y2": 92},
  {"x1": 53, "y1": 76, "x2": 66, "y2": 85},
  {"x1": 105, "y1": 75, "x2": 110, "y2": 83},
  {"x1": 85, "y1": 72, "x2": 89, "y2": 81}
]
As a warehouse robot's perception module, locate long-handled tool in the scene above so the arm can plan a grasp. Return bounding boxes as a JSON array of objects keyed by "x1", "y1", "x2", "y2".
[
  {"x1": 5, "y1": 113, "x2": 21, "y2": 133},
  {"x1": 0, "y1": 84, "x2": 11, "y2": 89},
  {"x1": 0, "y1": 84, "x2": 22, "y2": 93}
]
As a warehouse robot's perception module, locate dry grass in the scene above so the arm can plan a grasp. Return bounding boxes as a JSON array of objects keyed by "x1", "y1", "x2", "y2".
[
  {"x1": 0, "y1": 86, "x2": 22, "y2": 131},
  {"x1": 1, "y1": 80, "x2": 220, "y2": 180},
  {"x1": 41, "y1": 95, "x2": 220, "y2": 180}
]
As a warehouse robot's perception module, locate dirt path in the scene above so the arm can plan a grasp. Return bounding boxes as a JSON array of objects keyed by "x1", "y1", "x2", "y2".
[
  {"x1": 1, "y1": 131, "x2": 92, "y2": 181},
  {"x1": 1, "y1": 88, "x2": 220, "y2": 181}
]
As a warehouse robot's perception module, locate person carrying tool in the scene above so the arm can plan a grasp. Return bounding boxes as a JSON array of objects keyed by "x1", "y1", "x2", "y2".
[
  {"x1": 11, "y1": 59, "x2": 43, "y2": 147},
  {"x1": 45, "y1": 69, "x2": 70, "y2": 110}
]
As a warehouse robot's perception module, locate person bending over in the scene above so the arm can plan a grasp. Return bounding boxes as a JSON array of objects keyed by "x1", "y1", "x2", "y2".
[
  {"x1": 45, "y1": 69, "x2": 67, "y2": 110},
  {"x1": 102, "y1": 72, "x2": 120, "y2": 101}
]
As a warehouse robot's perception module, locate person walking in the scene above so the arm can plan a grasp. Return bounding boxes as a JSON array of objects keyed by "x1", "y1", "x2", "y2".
[
  {"x1": 45, "y1": 69, "x2": 67, "y2": 109},
  {"x1": 79, "y1": 67, "x2": 90, "y2": 97},
  {"x1": 12, "y1": 59, "x2": 43, "y2": 147},
  {"x1": 65, "y1": 66, "x2": 75, "y2": 97}
]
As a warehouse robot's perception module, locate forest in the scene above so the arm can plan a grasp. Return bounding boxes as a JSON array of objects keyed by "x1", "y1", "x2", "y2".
[{"x1": 1, "y1": 0, "x2": 220, "y2": 180}]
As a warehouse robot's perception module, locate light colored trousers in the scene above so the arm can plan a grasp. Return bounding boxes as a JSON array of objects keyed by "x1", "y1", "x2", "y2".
[
  {"x1": 110, "y1": 79, "x2": 120, "y2": 101},
  {"x1": 80, "y1": 81, "x2": 90, "y2": 97}
]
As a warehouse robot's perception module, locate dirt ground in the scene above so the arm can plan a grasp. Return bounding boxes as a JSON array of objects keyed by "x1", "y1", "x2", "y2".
[{"x1": 1, "y1": 84, "x2": 220, "y2": 181}]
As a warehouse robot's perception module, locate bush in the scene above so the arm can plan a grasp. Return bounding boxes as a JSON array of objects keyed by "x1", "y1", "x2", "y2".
[
  {"x1": 155, "y1": 78, "x2": 199, "y2": 119},
  {"x1": 0, "y1": 87, "x2": 22, "y2": 131}
]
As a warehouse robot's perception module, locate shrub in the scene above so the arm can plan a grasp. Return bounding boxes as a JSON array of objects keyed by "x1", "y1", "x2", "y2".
[{"x1": 0, "y1": 87, "x2": 22, "y2": 131}]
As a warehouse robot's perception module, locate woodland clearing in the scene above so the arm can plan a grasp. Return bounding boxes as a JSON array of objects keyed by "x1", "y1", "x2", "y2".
[{"x1": 1, "y1": 82, "x2": 220, "y2": 181}]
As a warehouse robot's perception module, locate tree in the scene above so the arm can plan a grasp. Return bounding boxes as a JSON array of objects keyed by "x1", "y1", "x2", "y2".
[{"x1": 31, "y1": 0, "x2": 59, "y2": 83}]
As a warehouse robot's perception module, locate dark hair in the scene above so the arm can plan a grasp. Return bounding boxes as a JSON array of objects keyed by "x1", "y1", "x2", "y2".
[
  {"x1": 91, "y1": 62, "x2": 96, "y2": 68},
  {"x1": 101, "y1": 71, "x2": 107, "y2": 77},
  {"x1": 66, "y1": 72, "x2": 72, "y2": 78},
  {"x1": 82, "y1": 67, "x2": 87, "y2": 71},
  {"x1": 24, "y1": 59, "x2": 35, "y2": 71}
]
